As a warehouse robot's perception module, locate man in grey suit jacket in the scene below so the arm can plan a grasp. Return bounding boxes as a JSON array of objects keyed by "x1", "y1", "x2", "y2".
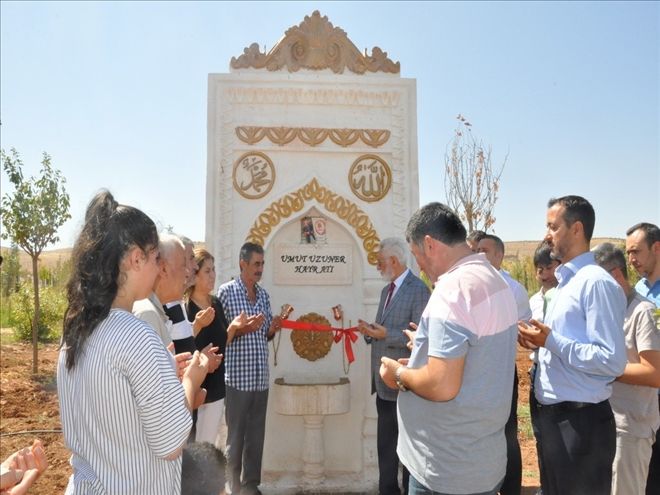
[{"x1": 358, "y1": 237, "x2": 430, "y2": 495}]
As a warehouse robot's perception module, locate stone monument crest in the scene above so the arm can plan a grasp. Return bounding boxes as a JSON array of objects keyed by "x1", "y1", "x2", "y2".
[{"x1": 230, "y1": 10, "x2": 400, "y2": 74}]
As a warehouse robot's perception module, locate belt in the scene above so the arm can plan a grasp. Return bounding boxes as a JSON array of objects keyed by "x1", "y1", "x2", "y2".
[{"x1": 536, "y1": 399, "x2": 608, "y2": 413}]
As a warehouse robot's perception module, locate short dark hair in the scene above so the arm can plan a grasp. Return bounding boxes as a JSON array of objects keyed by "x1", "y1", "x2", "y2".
[
  {"x1": 406, "y1": 202, "x2": 467, "y2": 247},
  {"x1": 533, "y1": 240, "x2": 557, "y2": 267},
  {"x1": 466, "y1": 230, "x2": 487, "y2": 244},
  {"x1": 480, "y1": 234, "x2": 505, "y2": 254},
  {"x1": 626, "y1": 222, "x2": 660, "y2": 247},
  {"x1": 548, "y1": 195, "x2": 595, "y2": 242},
  {"x1": 593, "y1": 242, "x2": 627, "y2": 280},
  {"x1": 240, "y1": 242, "x2": 264, "y2": 263},
  {"x1": 182, "y1": 442, "x2": 226, "y2": 495}
]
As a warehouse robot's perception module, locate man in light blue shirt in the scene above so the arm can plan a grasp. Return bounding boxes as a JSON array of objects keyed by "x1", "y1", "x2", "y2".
[
  {"x1": 518, "y1": 195, "x2": 626, "y2": 495},
  {"x1": 626, "y1": 222, "x2": 660, "y2": 495}
]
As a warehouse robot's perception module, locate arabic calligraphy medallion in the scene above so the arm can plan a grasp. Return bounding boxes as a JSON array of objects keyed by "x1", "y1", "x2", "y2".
[
  {"x1": 233, "y1": 152, "x2": 276, "y2": 199},
  {"x1": 348, "y1": 154, "x2": 392, "y2": 203}
]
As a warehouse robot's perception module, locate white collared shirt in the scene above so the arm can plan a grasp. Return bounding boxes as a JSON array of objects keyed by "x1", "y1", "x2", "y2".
[{"x1": 389, "y1": 268, "x2": 410, "y2": 302}]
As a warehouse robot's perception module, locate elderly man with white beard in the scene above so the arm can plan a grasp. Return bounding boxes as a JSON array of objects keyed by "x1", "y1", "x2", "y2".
[{"x1": 358, "y1": 237, "x2": 430, "y2": 495}]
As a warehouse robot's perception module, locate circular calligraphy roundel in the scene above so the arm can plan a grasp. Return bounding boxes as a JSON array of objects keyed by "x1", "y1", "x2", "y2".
[
  {"x1": 232, "y1": 152, "x2": 276, "y2": 200},
  {"x1": 348, "y1": 154, "x2": 392, "y2": 203}
]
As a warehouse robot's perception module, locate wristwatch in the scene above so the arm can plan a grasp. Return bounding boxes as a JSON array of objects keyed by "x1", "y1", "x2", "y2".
[{"x1": 395, "y1": 366, "x2": 408, "y2": 392}]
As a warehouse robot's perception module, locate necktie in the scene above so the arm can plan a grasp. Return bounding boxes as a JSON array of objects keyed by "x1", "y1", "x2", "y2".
[{"x1": 384, "y1": 282, "x2": 396, "y2": 310}]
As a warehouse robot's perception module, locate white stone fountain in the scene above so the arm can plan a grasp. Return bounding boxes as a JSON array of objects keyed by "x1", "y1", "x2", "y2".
[{"x1": 206, "y1": 10, "x2": 420, "y2": 493}]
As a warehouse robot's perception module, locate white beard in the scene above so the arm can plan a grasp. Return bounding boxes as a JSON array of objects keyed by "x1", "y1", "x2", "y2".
[{"x1": 380, "y1": 268, "x2": 394, "y2": 282}]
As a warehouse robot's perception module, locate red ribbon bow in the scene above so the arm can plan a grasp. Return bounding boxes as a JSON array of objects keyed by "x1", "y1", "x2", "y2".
[{"x1": 332, "y1": 327, "x2": 358, "y2": 363}]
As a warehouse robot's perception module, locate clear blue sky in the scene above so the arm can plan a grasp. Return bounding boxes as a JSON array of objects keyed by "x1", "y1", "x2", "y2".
[{"x1": 1, "y1": 1, "x2": 658, "y2": 250}]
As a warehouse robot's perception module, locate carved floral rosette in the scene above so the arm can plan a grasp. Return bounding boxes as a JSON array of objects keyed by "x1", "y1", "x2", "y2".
[{"x1": 290, "y1": 312, "x2": 334, "y2": 361}]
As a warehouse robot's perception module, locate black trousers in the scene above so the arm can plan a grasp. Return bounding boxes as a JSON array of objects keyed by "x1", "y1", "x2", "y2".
[
  {"x1": 377, "y1": 396, "x2": 409, "y2": 495},
  {"x1": 646, "y1": 394, "x2": 660, "y2": 495},
  {"x1": 536, "y1": 399, "x2": 615, "y2": 495},
  {"x1": 500, "y1": 369, "x2": 521, "y2": 495}
]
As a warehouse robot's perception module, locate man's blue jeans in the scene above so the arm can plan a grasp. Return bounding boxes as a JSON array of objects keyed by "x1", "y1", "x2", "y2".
[{"x1": 408, "y1": 474, "x2": 503, "y2": 495}]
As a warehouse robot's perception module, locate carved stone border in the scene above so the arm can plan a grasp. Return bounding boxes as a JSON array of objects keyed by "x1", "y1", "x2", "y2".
[
  {"x1": 245, "y1": 178, "x2": 381, "y2": 265},
  {"x1": 236, "y1": 126, "x2": 390, "y2": 148},
  {"x1": 214, "y1": 88, "x2": 237, "y2": 282},
  {"x1": 390, "y1": 98, "x2": 407, "y2": 234},
  {"x1": 225, "y1": 87, "x2": 401, "y2": 107}
]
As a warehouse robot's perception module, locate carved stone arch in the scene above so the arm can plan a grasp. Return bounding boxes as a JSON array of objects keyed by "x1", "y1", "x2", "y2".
[{"x1": 245, "y1": 178, "x2": 380, "y2": 265}]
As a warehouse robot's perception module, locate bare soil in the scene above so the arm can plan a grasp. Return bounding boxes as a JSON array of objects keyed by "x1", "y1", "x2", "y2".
[
  {"x1": 0, "y1": 343, "x2": 68, "y2": 494},
  {"x1": 0, "y1": 343, "x2": 540, "y2": 494}
]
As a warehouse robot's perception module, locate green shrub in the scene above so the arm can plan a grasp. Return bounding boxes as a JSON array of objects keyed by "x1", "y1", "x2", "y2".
[
  {"x1": 0, "y1": 293, "x2": 14, "y2": 327},
  {"x1": 10, "y1": 284, "x2": 66, "y2": 342},
  {"x1": 503, "y1": 256, "x2": 539, "y2": 296}
]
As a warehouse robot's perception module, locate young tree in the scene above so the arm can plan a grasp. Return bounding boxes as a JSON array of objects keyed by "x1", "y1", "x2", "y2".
[
  {"x1": 1, "y1": 148, "x2": 70, "y2": 374},
  {"x1": 1, "y1": 244, "x2": 22, "y2": 297},
  {"x1": 444, "y1": 115, "x2": 507, "y2": 232}
]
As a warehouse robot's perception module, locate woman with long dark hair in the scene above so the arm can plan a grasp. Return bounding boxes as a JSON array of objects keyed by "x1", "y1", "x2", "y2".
[{"x1": 57, "y1": 190, "x2": 207, "y2": 494}]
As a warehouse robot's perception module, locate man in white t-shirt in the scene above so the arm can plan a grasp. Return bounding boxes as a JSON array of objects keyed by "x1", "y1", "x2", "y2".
[
  {"x1": 477, "y1": 233, "x2": 531, "y2": 495},
  {"x1": 478, "y1": 234, "x2": 532, "y2": 321},
  {"x1": 529, "y1": 241, "x2": 560, "y2": 322},
  {"x1": 526, "y1": 240, "x2": 560, "y2": 495}
]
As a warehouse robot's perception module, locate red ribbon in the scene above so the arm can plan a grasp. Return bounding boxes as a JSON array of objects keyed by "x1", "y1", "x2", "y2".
[{"x1": 281, "y1": 319, "x2": 359, "y2": 363}]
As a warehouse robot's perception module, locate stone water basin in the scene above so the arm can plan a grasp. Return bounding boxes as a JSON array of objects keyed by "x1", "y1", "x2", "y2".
[{"x1": 273, "y1": 377, "x2": 350, "y2": 416}]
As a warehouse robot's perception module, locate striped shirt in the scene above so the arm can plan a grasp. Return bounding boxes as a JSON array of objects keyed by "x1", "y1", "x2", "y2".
[
  {"x1": 217, "y1": 277, "x2": 273, "y2": 391},
  {"x1": 397, "y1": 253, "x2": 518, "y2": 493},
  {"x1": 57, "y1": 309, "x2": 192, "y2": 494}
]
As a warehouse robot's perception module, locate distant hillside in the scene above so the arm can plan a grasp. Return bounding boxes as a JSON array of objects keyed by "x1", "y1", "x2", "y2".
[
  {"x1": 0, "y1": 243, "x2": 206, "y2": 273},
  {"x1": 1, "y1": 247, "x2": 73, "y2": 273},
  {"x1": 504, "y1": 237, "x2": 624, "y2": 261},
  {"x1": 3, "y1": 238, "x2": 624, "y2": 274}
]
